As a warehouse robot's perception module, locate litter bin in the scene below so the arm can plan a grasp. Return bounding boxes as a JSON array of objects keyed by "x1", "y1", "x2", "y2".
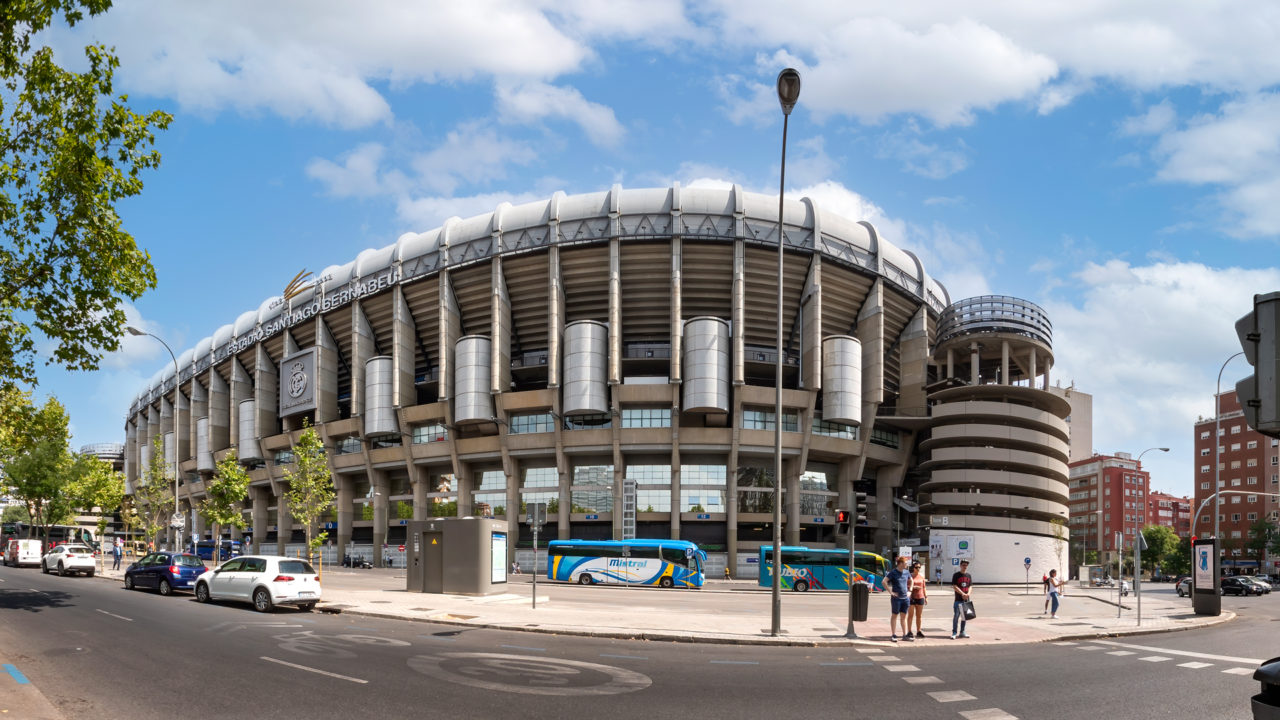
[
  {"x1": 1253, "y1": 656, "x2": 1280, "y2": 719},
  {"x1": 850, "y1": 582, "x2": 870, "y2": 622}
]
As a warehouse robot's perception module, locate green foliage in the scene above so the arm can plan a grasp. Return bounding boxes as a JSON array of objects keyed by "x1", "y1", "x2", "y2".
[
  {"x1": 396, "y1": 500, "x2": 413, "y2": 519},
  {"x1": 1140, "y1": 525, "x2": 1181, "y2": 573},
  {"x1": 0, "y1": 1, "x2": 172, "y2": 389},
  {"x1": 4, "y1": 395, "x2": 73, "y2": 531},
  {"x1": 1, "y1": 504, "x2": 28, "y2": 523},
  {"x1": 1164, "y1": 537, "x2": 1192, "y2": 577},
  {"x1": 1247, "y1": 520, "x2": 1277, "y2": 561},
  {"x1": 282, "y1": 423, "x2": 335, "y2": 559},
  {"x1": 133, "y1": 434, "x2": 172, "y2": 547},
  {"x1": 67, "y1": 451, "x2": 125, "y2": 542},
  {"x1": 201, "y1": 451, "x2": 250, "y2": 561}
]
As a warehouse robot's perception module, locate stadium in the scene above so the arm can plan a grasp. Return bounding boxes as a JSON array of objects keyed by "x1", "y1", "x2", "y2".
[{"x1": 125, "y1": 184, "x2": 1068, "y2": 582}]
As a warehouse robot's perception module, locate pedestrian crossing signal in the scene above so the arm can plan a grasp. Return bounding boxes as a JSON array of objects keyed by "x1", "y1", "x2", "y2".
[{"x1": 836, "y1": 509, "x2": 850, "y2": 534}]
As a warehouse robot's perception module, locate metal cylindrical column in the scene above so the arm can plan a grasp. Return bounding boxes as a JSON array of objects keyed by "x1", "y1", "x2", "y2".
[
  {"x1": 821, "y1": 336, "x2": 862, "y2": 425},
  {"x1": 563, "y1": 320, "x2": 609, "y2": 415},
  {"x1": 682, "y1": 317, "x2": 730, "y2": 413},
  {"x1": 453, "y1": 336, "x2": 494, "y2": 424},
  {"x1": 363, "y1": 356, "x2": 398, "y2": 437}
]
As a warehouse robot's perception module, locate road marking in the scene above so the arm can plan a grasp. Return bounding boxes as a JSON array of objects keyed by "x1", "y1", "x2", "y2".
[
  {"x1": 709, "y1": 660, "x2": 758, "y2": 665},
  {"x1": 1139, "y1": 656, "x2": 1171, "y2": 662},
  {"x1": 96, "y1": 609, "x2": 133, "y2": 622},
  {"x1": 903, "y1": 676, "x2": 943, "y2": 684},
  {"x1": 1178, "y1": 662, "x2": 1213, "y2": 669},
  {"x1": 959, "y1": 709, "x2": 1018, "y2": 720},
  {"x1": 870, "y1": 655, "x2": 900, "y2": 662},
  {"x1": 2, "y1": 664, "x2": 30, "y2": 685},
  {"x1": 1223, "y1": 667, "x2": 1254, "y2": 675},
  {"x1": 929, "y1": 690, "x2": 977, "y2": 702},
  {"x1": 856, "y1": 649, "x2": 883, "y2": 654},
  {"x1": 1075, "y1": 646, "x2": 1103, "y2": 651},
  {"x1": 819, "y1": 662, "x2": 873, "y2": 667},
  {"x1": 599, "y1": 654, "x2": 649, "y2": 661},
  {"x1": 500, "y1": 644, "x2": 546, "y2": 652},
  {"x1": 884, "y1": 665, "x2": 920, "y2": 672},
  {"x1": 260, "y1": 656, "x2": 368, "y2": 684},
  {"x1": 408, "y1": 653, "x2": 652, "y2": 696},
  {"x1": 1056, "y1": 641, "x2": 1076, "y2": 646},
  {"x1": 1106, "y1": 650, "x2": 1134, "y2": 656},
  {"x1": 1090, "y1": 640, "x2": 1264, "y2": 665}
]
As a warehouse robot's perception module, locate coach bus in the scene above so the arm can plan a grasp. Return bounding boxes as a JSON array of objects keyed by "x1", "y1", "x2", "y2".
[
  {"x1": 757, "y1": 546, "x2": 889, "y2": 592},
  {"x1": 547, "y1": 539, "x2": 706, "y2": 588},
  {"x1": 2, "y1": 522, "x2": 96, "y2": 550}
]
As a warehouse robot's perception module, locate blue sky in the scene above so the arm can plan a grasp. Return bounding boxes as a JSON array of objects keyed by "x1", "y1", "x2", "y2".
[{"x1": 29, "y1": 1, "x2": 1280, "y2": 499}]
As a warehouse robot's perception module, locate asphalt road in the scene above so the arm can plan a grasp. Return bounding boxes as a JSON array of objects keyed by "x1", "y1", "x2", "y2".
[{"x1": 1, "y1": 565, "x2": 1272, "y2": 720}]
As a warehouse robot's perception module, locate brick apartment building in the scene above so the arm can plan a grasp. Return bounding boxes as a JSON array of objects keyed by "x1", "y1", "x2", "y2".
[
  {"x1": 1145, "y1": 490, "x2": 1191, "y2": 538},
  {"x1": 1193, "y1": 390, "x2": 1280, "y2": 573},
  {"x1": 1067, "y1": 452, "x2": 1153, "y2": 570}
]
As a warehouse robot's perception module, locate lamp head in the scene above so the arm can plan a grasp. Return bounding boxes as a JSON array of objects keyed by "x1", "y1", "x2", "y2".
[
  {"x1": 125, "y1": 326, "x2": 146, "y2": 337},
  {"x1": 776, "y1": 68, "x2": 801, "y2": 116}
]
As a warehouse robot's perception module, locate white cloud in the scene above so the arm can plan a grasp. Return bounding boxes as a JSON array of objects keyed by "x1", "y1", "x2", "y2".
[
  {"x1": 101, "y1": 304, "x2": 174, "y2": 372},
  {"x1": 495, "y1": 81, "x2": 625, "y2": 148},
  {"x1": 1045, "y1": 260, "x2": 1280, "y2": 496},
  {"x1": 305, "y1": 143, "x2": 390, "y2": 198},
  {"x1": 876, "y1": 122, "x2": 970, "y2": 179},
  {"x1": 396, "y1": 190, "x2": 545, "y2": 230},
  {"x1": 411, "y1": 123, "x2": 538, "y2": 196},
  {"x1": 1121, "y1": 100, "x2": 1177, "y2": 136},
  {"x1": 1036, "y1": 77, "x2": 1093, "y2": 115}
]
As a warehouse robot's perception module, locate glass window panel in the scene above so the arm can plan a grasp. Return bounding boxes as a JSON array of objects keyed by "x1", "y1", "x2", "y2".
[
  {"x1": 736, "y1": 466, "x2": 775, "y2": 488},
  {"x1": 471, "y1": 492, "x2": 507, "y2": 518},
  {"x1": 509, "y1": 413, "x2": 555, "y2": 434},
  {"x1": 621, "y1": 408, "x2": 671, "y2": 428},
  {"x1": 680, "y1": 464, "x2": 727, "y2": 486},
  {"x1": 412, "y1": 423, "x2": 449, "y2": 444},
  {"x1": 522, "y1": 467, "x2": 558, "y2": 488},
  {"x1": 572, "y1": 465, "x2": 613, "y2": 486},
  {"x1": 626, "y1": 464, "x2": 670, "y2": 486},
  {"x1": 680, "y1": 489, "x2": 726, "y2": 512},
  {"x1": 742, "y1": 407, "x2": 799, "y2": 432},
  {"x1": 565, "y1": 413, "x2": 611, "y2": 430},
  {"x1": 636, "y1": 489, "x2": 671, "y2": 512},
  {"x1": 737, "y1": 489, "x2": 777, "y2": 513},
  {"x1": 570, "y1": 488, "x2": 613, "y2": 513}
]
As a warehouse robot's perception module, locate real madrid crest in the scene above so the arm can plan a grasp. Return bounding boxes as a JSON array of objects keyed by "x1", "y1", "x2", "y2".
[{"x1": 289, "y1": 360, "x2": 308, "y2": 398}]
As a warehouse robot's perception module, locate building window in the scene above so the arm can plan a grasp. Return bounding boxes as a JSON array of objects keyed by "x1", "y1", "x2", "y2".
[
  {"x1": 519, "y1": 467, "x2": 560, "y2": 517},
  {"x1": 1247, "y1": 494, "x2": 1258, "y2": 503},
  {"x1": 335, "y1": 436, "x2": 361, "y2": 455},
  {"x1": 565, "y1": 413, "x2": 611, "y2": 431},
  {"x1": 1248, "y1": 512, "x2": 1258, "y2": 521},
  {"x1": 1200, "y1": 448, "x2": 1209, "y2": 456},
  {"x1": 472, "y1": 469, "x2": 507, "y2": 518},
  {"x1": 1232, "y1": 478, "x2": 1242, "y2": 487},
  {"x1": 509, "y1": 412, "x2": 555, "y2": 434},
  {"x1": 682, "y1": 464, "x2": 727, "y2": 486},
  {"x1": 1231, "y1": 495, "x2": 1241, "y2": 504},
  {"x1": 1231, "y1": 530, "x2": 1241, "y2": 539},
  {"x1": 870, "y1": 428, "x2": 901, "y2": 449},
  {"x1": 1201, "y1": 431, "x2": 1210, "y2": 439},
  {"x1": 1248, "y1": 440, "x2": 1258, "y2": 449},
  {"x1": 812, "y1": 413, "x2": 857, "y2": 439},
  {"x1": 680, "y1": 489, "x2": 726, "y2": 513},
  {"x1": 620, "y1": 408, "x2": 671, "y2": 429},
  {"x1": 412, "y1": 423, "x2": 448, "y2": 444},
  {"x1": 1200, "y1": 465, "x2": 1210, "y2": 474},
  {"x1": 1248, "y1": 458, "x2": 1258, "y2": 467},
  {"x1": 742, "y1": 407, "x2": 799, "y2": 432},
  {"x1": 273, "y1": 450, "x2": 295, "y2": 465},
  {"x1": 1232, "y1": 513, "x2": 1241, "y2": 522},
  {"x1": 1232, "y1": 424, "x2": 1242, "y2": 434},
  {"x1": 570, "y1": 464, "x2": 614, "y2": 513},
  {"x1": 1231, "y1": 460, "x2": 1241, "y2": 469},
  {"x1": 1248, "y1": 476, "x2": 1258, "y2": 485}
]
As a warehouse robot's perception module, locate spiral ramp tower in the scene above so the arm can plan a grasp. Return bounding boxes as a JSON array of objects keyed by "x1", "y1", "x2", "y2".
[{"x1": 918, "y1": 296, "x2": 1072, "y2": 582}]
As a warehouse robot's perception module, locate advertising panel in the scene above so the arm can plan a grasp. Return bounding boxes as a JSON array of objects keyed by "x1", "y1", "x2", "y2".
[
  {"x1": 1194, "y1": 541, "x2": 1213, "y2": 589},
  {"x1": 491, "y1": 532, "x2": 508, "y2": 584},
  {"x1": 947, "y1": 534, "x2": 975, "y2": 559}
]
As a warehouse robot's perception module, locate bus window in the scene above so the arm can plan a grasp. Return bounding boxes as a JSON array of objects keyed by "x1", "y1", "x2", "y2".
[{"x1": 660, "y1": 546, "x2": 688, "y2": 566}]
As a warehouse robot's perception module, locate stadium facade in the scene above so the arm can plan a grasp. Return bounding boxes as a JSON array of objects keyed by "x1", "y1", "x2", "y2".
[{"x1": 125, "y1": 184, "x2": 1069, "y2": 582}]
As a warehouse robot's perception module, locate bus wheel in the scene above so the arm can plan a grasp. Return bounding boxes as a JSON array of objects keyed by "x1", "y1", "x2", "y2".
[
  {"x1": 659, "y1": 577, "x2": 674, "y2": 589},
  {"x1": 793, "y1": 580, "x2": 809, "y2": 592},
  {"x1": 578, "y1": 574, "x2": 593, "y2": 585}
]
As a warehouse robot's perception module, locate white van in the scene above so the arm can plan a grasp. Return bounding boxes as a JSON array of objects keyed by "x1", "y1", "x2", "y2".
[{"x1": 4, "y1": 538, "x2": 43, "y2": 567}]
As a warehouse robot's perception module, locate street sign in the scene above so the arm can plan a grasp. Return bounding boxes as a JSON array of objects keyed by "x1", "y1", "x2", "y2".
[
  {"x1": 526, "y1": 502, "x2": 547, "y2": 527},
  {"x1": 170, "y1": 513, "x2": 186, "y2": 529},
  {"x1": 1024, "y1": 556, "x2": 1031, "y2": 565}
]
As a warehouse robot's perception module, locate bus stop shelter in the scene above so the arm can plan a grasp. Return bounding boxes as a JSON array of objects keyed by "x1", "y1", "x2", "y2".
[{"x1": 404, "y1": 517, "x2": 508, "y2": 595}]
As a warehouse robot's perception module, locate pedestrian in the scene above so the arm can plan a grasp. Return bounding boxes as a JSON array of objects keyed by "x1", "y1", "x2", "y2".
[
  {"x1": 908, "y1": 561, "x2": 928, "y2": 638},
  {"x1": 1046, "y1": 569, "x2": 1064, "y2": 619},
  {"x1": 882, "y1": 556, "x2": 911, "y2": 641},
  {"x1": 951, "y1": 559, "x2": 972, "y2": 639},
  {"x1": 511, "y1": 560, "x2": 521, "y2": 575},
  {"x1": 935, "y1": 567, "x2": 942, "y2": 586},
  {"x1": 1042, "y1": 572, "x2": 1051, "y2": 615},
  {"x1": 111, "y1": 537, "x2": 123, "y2": 570}
]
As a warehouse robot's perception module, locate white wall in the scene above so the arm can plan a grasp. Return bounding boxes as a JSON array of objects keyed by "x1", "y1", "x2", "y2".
[{"x1": 930, "y1": 529, "x2": 1069, "y2": 584}]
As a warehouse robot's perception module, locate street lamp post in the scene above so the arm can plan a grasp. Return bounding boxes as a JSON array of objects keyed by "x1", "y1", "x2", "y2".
[
  {"x1": 1215, "y1": 352, "x2": 1245, "y2": 549},
  {"x1": 771, "y1": 67, "x2": 800, "y2": 638},
  {"x1": 127, "y1": 326, "x2": 181, "y2": 550}
]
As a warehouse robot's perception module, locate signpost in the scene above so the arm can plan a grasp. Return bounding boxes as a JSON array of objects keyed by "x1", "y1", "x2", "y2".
[
  {"x1": 1024, "y1": 556, "x2": 1032, "y2": 595},
  {"x1": 525, "y1": 503, "x2": 547, "y2": 610}
]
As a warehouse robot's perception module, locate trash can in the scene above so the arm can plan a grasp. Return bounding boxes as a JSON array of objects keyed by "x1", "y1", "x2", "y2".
[
  {"x1": 850, "y1": 582, "x2": 870, "y2": 622},
  {"x1": 1253, "y1": 656, "x2": 1280, "y2": 719}
]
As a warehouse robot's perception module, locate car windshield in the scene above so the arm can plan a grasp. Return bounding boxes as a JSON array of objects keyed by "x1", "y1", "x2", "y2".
[
  {"x1": 173, "y1": 555, "x2": 205, "y2": 567},
  {"x1": 279, "y1": 560, "x2": 315, "y2": 575},
  {"x1": 62, "y1": 545, "x2": 91, "y2": 554}
]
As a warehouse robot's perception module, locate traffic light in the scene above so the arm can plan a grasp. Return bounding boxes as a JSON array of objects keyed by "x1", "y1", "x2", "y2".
[
  {"x1": 855, "y1": 492, "x2": 868, "y2": 526},
  {"x1": 835, "y1": 509, "x2": 850, "y2": 534},
  {"x1": 1235, "y1": 291, "x2": 1280, "y2": 438}
]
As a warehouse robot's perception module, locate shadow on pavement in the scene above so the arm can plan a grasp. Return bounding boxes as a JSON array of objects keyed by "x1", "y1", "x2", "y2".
[{"x1": 0, "y1": 588, "x2": 76, "y2": 613}]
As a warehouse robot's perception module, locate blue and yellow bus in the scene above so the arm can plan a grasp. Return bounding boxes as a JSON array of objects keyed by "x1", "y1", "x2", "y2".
[
  {"x1": 757, "y1": 546, "x2": 889, "y2": 592},
  {"x1": 548, "y1": 539, "x2": 706, "y2": 588}
]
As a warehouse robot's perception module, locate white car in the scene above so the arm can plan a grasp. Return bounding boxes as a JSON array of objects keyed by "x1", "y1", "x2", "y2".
[
  {"x1": 193, "y1": 555, "x2": 321, "y2": 612},
  {"x1": 42, "y1": 544, "x2": 96, "y2": 576},
  {"x1": 4, "y1": 538, "x2": 43, "y2": 567}
]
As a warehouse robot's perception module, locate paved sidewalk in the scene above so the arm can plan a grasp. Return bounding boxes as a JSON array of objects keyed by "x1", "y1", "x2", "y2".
[{"x1": 85, "y1": 559, "x2": 1233, "y2": 647}]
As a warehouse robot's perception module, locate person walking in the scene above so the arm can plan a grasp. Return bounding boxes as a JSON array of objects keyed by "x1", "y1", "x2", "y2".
[
  {"x1": 935, "y1": 567, "x2": 942, "y2": 586},
  {"x1": 1046, "y1": 568, "x2": 1064, "y2": 619},
  {"x1": 882, "y1": 556, "x2": 911, "y2": 641},
  {"x1": 111, "y1": 538, "x2": 123, "y2": 570},
  {"x1": 908, "y1": 562, "x2": 928, "y2": 638},
  {"x1": 1042, "y1": 572, "x2": 1052, "y2": 615},
  {"x1": 951, "y1": 559, "x2": 973, "y2": 639}
]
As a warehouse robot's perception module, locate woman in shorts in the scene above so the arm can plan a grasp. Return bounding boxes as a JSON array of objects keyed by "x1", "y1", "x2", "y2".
[{"x1": 908, "y1": 562, "x2": 929, "y2": 638}]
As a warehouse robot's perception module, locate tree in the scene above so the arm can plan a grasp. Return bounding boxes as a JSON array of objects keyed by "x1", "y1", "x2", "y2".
[
  {"x1": 282, "y1": 423, "x2": 334, "y2": 562},
  {"x1": 201, "y1": 451, "x2": 250, "y2": 564},
  {"x1": 1050, "y1": 517, "x2": 1067, "y2": 567},
  {"x1": 2, "y1": 504, "x2": 28, "y2": 524},
  {"x1": 1164, "y1": 537, "x2": 1192, "y2": 578},
  {"x1": 0, "y1": 1, "x2": 172, "y2": 390},
  {"x1": 66, "y1": 451, "x2": 124, "y2": 570},
  {"x1": 132, "y1": 434, "x2": 172, "y2": 549},
  {"x1": 1140, "y1": 525, "x2": 1180, "y2": 576},
  {"x1": 4, "y1": 395, "x2": 74, "y2": 537},
  {"x1": 1245, "y1": 520, "x2": 1276, "y2": 565}
]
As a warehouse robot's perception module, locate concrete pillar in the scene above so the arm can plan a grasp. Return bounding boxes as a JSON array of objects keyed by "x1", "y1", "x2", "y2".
[
  {"x1": 315, "y1": 320, "x2": 340, "y2": 423},
  {"x1": 351, "y1": 302, "x2": 375, "y2": 418},
  {"x1": 411, "y1": 466, "x2": 429, "y2": 521},
  {"x1": 785, "y1": 458, "x2": 801, "y2": 546},
  {"x1": 1043, "y1": 358, "x2": 1052, "y2": 390},
  {"x1": 254, "y1": 345, "x2": 279, "y2": 442},
  {"x1": 969, "y1": 342, "x2": 980, "y2": 385},
  {"x1": 857, "y1": 280, "x2": 885, "y2": 406},
  {"x1": 1029, "y1": 348, "x2": 1037, "y2": 387},
  {"x1": 671, "y1": 235, "x2": 684, "y2": 384},
  {"x1": 229, "y1": 503, "x2": 243, "y2": 543},
  {"x1": 371, "y1": 471, "x2": 389, "y2": 567},
  {"x1": 608, "y1": 238, "x2": 622, "y2": 385},
  {"x1": 208, "y1": 370, "x2": 230, "y2": 453},
  {"x1": 251, "y1": 486, "x2": 268, "y2": 555},
  {"x1": 228, "y1": 359, "x2": 251, "y2": 448},
  {"x1": 275, "y1": 484, "x2": 292, "y2": 556},
  {"x1": 946, "y1": 348, "x2": 954, "y2": 380},
  {"x1": 732, "y1": 238, "x2": 745, "y2": 386},
  {"x1": 1001, "y1": 340, "x2": 1010, "y2": 386},
  {"x1": 336, "y1": 474, "x2": 353, "y2": 559},
  {"x1": 547, "y1": 247, "x2": 564, "y2": 389},
  {"x1": 897, "y1": 306, "x2": 930, "y2": 415},
  {"x1": 392, "y1": 286, "x2": 416, "y2": 408}
]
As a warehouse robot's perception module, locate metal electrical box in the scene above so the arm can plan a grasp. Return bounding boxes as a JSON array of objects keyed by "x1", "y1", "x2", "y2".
[{"x1": 405, "y1": 517, "x2": 509, "y2": 595}]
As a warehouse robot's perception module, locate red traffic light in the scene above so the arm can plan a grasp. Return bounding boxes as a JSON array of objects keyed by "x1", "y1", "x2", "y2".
[{"x1": 835, "y1": 509, "x2": 850, "y2": 523}]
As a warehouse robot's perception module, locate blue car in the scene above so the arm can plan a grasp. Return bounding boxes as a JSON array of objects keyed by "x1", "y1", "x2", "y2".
[{"x1": 124, "y1": 552, "x2": 207, "y2": 595}]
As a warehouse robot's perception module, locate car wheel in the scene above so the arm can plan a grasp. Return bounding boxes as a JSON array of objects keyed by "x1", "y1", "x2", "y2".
[
  {"x1": 299, "y1": 603, "x2": 316, "y2": 612},
  {"x1": 41, "y1": 561, "x2": 49, "y2": 574},
  {"x1": 159, "y1": 579, "x2": 172, "y2": 596},
  {"x1": 195, "y1": 582, "x2": 210, "y2": 603},
  {"x1": 124, "y1": 575, "x2": 135, "y2": 590},
  {"x1": 659, "y1": 576, "x2": 675, "y2": 589},
  {"x1": 86, "y1": 569, "x2": 94, "y2": 578},
  {"x1": 57, "y1": 562, "x2": 65, "y2": 577},
  {"x1": 578, "y1": 574, "x2": 593, "y2": 585},
  {"x1": 253, "y1": 588, "x2": 274, "y2": 613},
  {"x1": 794, "y1": 579, "x2": 809, "y2": 592}
]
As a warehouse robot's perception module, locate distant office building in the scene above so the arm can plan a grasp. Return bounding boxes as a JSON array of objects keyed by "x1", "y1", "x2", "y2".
[
  {"x1": 1048, "y1": 383, "x2": 1093, "y2": 463},
  {"x1": 1193, "y1": 390, "x2": 1280, "y2": 573},
  {"x1": 1067, "y1": 452, "x2": 1153, "y2": 570}
]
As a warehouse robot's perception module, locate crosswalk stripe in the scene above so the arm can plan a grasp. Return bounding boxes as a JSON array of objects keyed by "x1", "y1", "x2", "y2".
[
  {"x1": 1106, "y1": 651, "x2": 1135, "y2": 656},
  {"x1": 1139, "y1": 656, "x2": 1171, "y2": 662},
  {"x1": 1223, "y1": 667, "x2": 1254, "y2": 675},
  {"x1": 1178, "y1": 662, "x2": 1213, "y2": 669},
  {"x1": 929, "y1": 690, "x2": 978, "y2": 702}
]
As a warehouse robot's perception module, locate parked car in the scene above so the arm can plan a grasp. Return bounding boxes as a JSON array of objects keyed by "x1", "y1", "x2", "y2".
[
  {"x1": 3, "y1": 538, "x2": 42, "y2": 567},
  {"x1": 1177, "y1": 578, "x2": 1193, "y2": 597},
  {"x1": 1223, "y1": 576, "x2": 1262, "y2": 596},
  {"x1": 1243, "y1": 577, "x2": 1273, "y2": 594},
  {"x1": 193, "y1": 555, "x2": 321, "y2": 613},
  {"x1": 41, "y1": 543, "x2": 96, "y2": 577},
  {"x1": 123, "y1": 552, "x2": 206, "y2": 595}
]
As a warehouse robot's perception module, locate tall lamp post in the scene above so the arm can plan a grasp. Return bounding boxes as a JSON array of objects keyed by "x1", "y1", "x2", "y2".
[
  {"x1": 1214, "y1": 352, "x2": 1245, "y2": 549},
  {"x1": 771, "y1": 67, "x2": 800, "y2": 638},
  {"x1": 127, "y1": 326, "x2": 182, "y2": 549}
]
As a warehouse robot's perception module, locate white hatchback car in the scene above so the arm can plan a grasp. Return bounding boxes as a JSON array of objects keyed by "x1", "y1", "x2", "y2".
[
  {"x1": 193, "y1": 555, "x2": 321, "y2": 612},
  {"x1": 42, "y1": 544, "x2": 96, "y2": 577}
]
